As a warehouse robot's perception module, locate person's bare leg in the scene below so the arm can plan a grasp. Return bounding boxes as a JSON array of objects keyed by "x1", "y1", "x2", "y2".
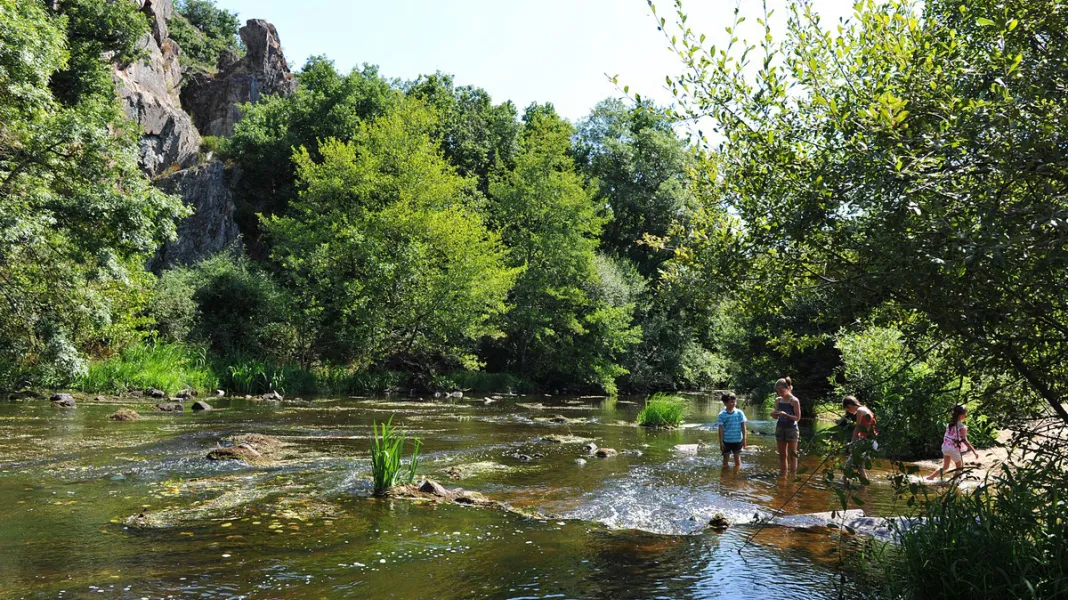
[
  {"x1": 733, "y1": 452, "x2": 741, "y2": 468},
  {"x1": 788, "y1": 439, "x2": 799, "y2": 472},
  {"x1": 777, "y1": 439, "x2": 788, "y2": 474},
  {"x1": 927, "y1": 455, "x2": 952, "y2": 480}
]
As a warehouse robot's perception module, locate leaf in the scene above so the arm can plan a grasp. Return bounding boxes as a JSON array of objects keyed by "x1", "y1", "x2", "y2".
[
  {"x1": 1007, "y1": 19, "x2": 1018, "y2": 31},
  {"x1": 975, "y1": 17, "x2": 995, "y2": 26}
]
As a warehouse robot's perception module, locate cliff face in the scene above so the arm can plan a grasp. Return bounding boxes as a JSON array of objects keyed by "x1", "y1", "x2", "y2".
[
  {"x1": 181, "y1": 20, "x2": 299, "y2": 138},
  {"x1": 113, "y1": 0, "x2": 201, "y2": 178},
  {"x1": 111, "y1": 1, "x2": 297, "y2": 270}
]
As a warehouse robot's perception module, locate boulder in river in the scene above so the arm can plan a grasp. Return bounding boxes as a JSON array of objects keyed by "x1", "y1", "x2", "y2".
[
  {"x1": 154, "y1": 402, "x2": 183, "y2": 412},
  {"x1": 206, "y1": 443, "x2": 261, "y2": 461},
  {"x1": 50, "y1": 394, "x2": 76, "y2": 408},
  {"x1": 145, "y1": 387, "x2": 166, "y2": 399},
  {"x1": 707, "y1": 513, "x2": 730, "y2": 532},
  {"x1": 109, "y1": 408, "x2": 142, "y2": 422},
  {"x1": 419, "y1": 479, "x2": 450, "y2": 497},
  {"x1": 257, "y1": 390, "x2": 283, "y2": 402},
  {"x1": 176, "y1": 388, "x2": 197, "y2": 399},
  {"x1": 191, "y1": 401, "x2": 213, "y2": 412},
  {"x1": 595, "y1": 448, "x2": 619, "y2": 458},
  {"x1": 583, "y1": 442, "x2": 598, "y2": 454}
]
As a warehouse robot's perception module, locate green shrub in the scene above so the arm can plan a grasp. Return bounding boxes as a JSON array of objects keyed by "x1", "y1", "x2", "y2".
[
  {"x1": 834, "y1": 324, "x2": 992, "y2": 459},
  {"x1": 370, "y1": 416, "x2": 421, "y2": 496},
  {"x1": 77, "y1": 342, "x2": 217, "y2": 394},
  {"x1": 636, "y1": 393, "x2": 686, "y2": 428}
]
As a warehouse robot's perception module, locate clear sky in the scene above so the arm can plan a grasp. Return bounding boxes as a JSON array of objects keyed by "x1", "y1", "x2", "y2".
[{"x1": 212, "y1": 0, "x2": 855, "y2": 122}]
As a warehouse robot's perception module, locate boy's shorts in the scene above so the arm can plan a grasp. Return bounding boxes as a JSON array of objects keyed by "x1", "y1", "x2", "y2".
[{"x1": 721, "y1": 441, "x2": 742, "y2": 455}]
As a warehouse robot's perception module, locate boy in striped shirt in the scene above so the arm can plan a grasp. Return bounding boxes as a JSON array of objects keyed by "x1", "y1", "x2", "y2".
[{"x1": 717, "y1": 392, "x2": 747, "y2": 468}]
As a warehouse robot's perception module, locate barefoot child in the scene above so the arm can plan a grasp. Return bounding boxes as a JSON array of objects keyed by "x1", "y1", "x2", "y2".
[
  {"x1": 717, "y1": 393, "x2": 747, "y2": 467},
  {"x1": 770, "y1": 377, "x2": 801, "y2": 473},
  {"x1": 841, "y1": 395, "x2": 878, "y2": 481},
  {"x1": 927, "y1": 404, "x2": 979, "y2": 480}
]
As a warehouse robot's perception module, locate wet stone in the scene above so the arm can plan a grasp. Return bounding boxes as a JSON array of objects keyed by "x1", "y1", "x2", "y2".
[
  {"x1": 108, "y1": 408, "x2": 141, "y2": 422},
  {"x1": 145, "y1": 387, "x2": 166, "y2": 398},
  {"x1": 207, "y1": 443, "x2": 261, "y2": 461},
  {"x1": 708, "y1": 513, "x2": 730, "y2": 532},
  {"x1": 50, "y1": 394, "x2": 76, "y2": 408},
  {"x1": 155, "y1": 402, "x2": 184, "y2": 412},
  {"x1": 583, "y1": 442, "x2": 598, "y2": 454},
  {"x1": 595, "y1": 448, "x2": 618, "y2": 458},
  {"x1": 419, "y1": 479, "x2": 450, "y2": 497},
  {"x1": 191, "y1": 401, "x2": 213, "y2": 411}
]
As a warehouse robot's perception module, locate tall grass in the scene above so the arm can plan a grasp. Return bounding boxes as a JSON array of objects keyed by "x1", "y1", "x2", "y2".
[
  {"x1": 76, "y1": 342, "x2": 218, "y2": 394},
  {"x1": 886, "y1": 430, "x2": 1068, "y2": 599},
  {"x1": 215, "y1": 358, "x2": 403, "y2": 396},
  {"x1": 637, "y1": 393, "x2": 686, "y2": 428},
  {"x1": 370, "y1": 416, "x2": 421, "y2": 496}
]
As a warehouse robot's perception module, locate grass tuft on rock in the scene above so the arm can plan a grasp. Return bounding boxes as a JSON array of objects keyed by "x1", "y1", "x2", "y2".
[
  {"x1": 636, "y1": 393, "x2": 686, "y2": 428},
  {"x1": 370, "y1": 416, "x2": 421, "y2": 496}
]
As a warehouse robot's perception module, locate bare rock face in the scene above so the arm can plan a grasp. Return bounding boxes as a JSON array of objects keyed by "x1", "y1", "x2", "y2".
[
  {"x1": 181, "y1": 19, "x2": 298, "y2": 138},
  {"x1": 112, "y1": 0, "x2": 201, "y2": 177},
  {"x1": 149, "y1": 160, "x2": 240, "y2": 269}
]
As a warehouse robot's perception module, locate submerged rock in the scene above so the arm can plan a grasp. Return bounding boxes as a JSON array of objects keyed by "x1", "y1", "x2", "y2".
[
  {"x1": 392, "y1": 480, "x2": 508, "y2": 511},
  {"x1": 50, "y1": 393, "x2": 76, "y2": 408},
  {"x1": 575, "y1": 458, "x2": 587, "y2": 466},
  {"x1": 206, "y1": 443, "x2": 261, "y2": 461},
  {"x1": 191, "y1": 401, "x2": 213, "y2": 412},
  {"x1": 440, "y1": 461, "x2": 513, "y2": 481},
  {"x1": 708, "y1": 513, "x2": 730, "y2": 532},
  {"x1": 227, "y1": 433, "x2": 282, "y2": 453},
  {"x1": 109, "y1": 408, "x2": 142, "y2": 422},
  {"x1": 155, "y1": 402, "x2": 183, "y2": 412},
  {"x1": 595, "y1": 448, "x2": 618, "y2": 458},
  {"x1": 540, "y1": 435, "x2": 595, "y2": 445},
  {"x1": 583, "y1": 442, "x2": 598, "y2": 454}
]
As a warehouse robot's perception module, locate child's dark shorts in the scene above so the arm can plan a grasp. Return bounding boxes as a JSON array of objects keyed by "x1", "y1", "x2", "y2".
[
  {"x1": 775, "y1": 424, "x2": 799, "y2": 442},
  {"x1": 721, "y1": 441, "x2": 743, "y2": 455}
]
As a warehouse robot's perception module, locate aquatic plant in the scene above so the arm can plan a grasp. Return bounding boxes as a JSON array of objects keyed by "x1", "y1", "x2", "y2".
[
  {"x1": 370, "y1": 416, "x2": 421, "y2": 496},
  {"x1": 636, "y1": 393, "x2": 686, "y2": 428}
]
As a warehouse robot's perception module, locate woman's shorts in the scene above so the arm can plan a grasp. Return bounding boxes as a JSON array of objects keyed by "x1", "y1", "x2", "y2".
[
  {"x1": 775, "y1": 424, "x2": 799, "y2": 442},
  {"x1": 721, "y1": 441, "x2": 742, "y2": 455},
  {"x1": 942, "y1": 444, "x2": 963, "y2": 463}
]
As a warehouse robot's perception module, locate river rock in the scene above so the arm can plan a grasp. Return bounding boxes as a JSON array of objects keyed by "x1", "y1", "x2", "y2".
[
  {"x1": 154, "y1": 402, "x2": 183, "y2": 412},
  {"x1": 258, "y1": 390, "x2": 283, "y2": 401},
  {"x1": 180, "y1": 19, "x2": 298, "y2": 138},
  {"x1": 582, "y1": 442, "x2": 598, "y2": 454},
  {"x1": 419, "y1": 479, "x2": 450, "y2": 497},
  {"x1": 575, "y1": 458, "x2": 587, "y2": 465},
  {"x1": 708, "y1": 513, "x2": 730, "y2": 532},
  {"x1": 109, "y1": 408, "x2": 142, "y2": 421},
  {"x1": 595, "y1": 448, "x2": 618, "y2": 458},
  {"x1": 621, "y1": 449, "x2": 644, "y2": 457},
  {"x1": 206, "y1": 443, "x2": 261, "y2": 461},
  {"x1": 674, "y1": 444, "x2": 700, "y2": 454},
  {"x1": 176, "y1": 388, "x2": 197, "y2": 399},
  {"x1": 145, "y1": 387, "x2": 166, "y2": 399},
  {"x1": 50, "y1": 393, "x2": 76, "y2": 408},
  {"x1": 191, "y1": 401, "x2": 213, "y2": 411},
  {"x1": 215, "y1": 389, "x2": 226, "y2": 396}
]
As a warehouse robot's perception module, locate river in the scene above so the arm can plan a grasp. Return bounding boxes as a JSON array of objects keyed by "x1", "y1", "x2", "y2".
[{"x1": 0, "y1": 392, "x2": 903, "y2": 598}]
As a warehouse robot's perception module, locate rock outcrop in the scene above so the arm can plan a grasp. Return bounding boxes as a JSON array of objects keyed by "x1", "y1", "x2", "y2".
[
  {"x1": 112, "y1": 0, "x2": 201, "y2": 177},
  {"x1": 181, "y1": 19, "x2": 298, "y2": 138},
  {"x1": 149, "y1": 160, "x2": 240, "y2": 269}
]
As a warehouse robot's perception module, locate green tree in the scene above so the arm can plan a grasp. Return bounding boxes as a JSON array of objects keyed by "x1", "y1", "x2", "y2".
[
  {"x1": 406, "y1": 72, "x2": 521, "y2": 190},
  {"x1": 169, "y1": 0, "x2": 241, "y2": 74},
  {"x1": 0, "y1": 0, "x2": 186, "y2": 387},
  {"x1": 488, "y1": 105, "x2": 640, "y2": 392},
  {"x1": 657, "y1": 0, "x2": 1068, "y2": 422},
  {"x1": 262, "y1": 99, "x2": 516, "y2": 374},
  {"x1": 226, "y1": 57, "x2": 399, "y2": 253}
]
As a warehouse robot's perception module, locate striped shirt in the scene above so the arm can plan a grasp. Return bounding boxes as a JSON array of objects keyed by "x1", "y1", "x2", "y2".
[{"x1": 717, "y1": 408, "x2": 747, "y2": 443}]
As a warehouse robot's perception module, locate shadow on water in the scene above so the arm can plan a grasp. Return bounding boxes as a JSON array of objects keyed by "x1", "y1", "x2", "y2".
[{"x1": 0, "y1": 393, "x2": 891, "y2": 598}]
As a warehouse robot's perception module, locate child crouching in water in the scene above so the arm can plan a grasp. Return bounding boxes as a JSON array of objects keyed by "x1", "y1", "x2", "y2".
[
  {"x1": 926, "y1": 404, "x2": 979, "y2": 480},
  {"x1": 718, "y1": 393, "x2": 747, "y2": 468}
]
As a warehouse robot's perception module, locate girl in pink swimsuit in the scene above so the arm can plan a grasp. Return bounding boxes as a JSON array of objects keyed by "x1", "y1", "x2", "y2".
[{"x1": 926, "y1": 404, "x2": 979, "y2": 480}]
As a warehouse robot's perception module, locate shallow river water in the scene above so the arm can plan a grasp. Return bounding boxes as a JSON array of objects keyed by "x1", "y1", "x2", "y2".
[{"x1": 0, "y1": 393, "x2": 904, "y2": 599}]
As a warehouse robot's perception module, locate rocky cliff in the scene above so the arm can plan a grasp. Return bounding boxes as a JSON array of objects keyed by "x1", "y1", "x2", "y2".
[
  {"x1": 111, "y1": 1, "x2": 297, "y2": 269},
  {"x1": 181, "y1": 19, "x2": 298, "y2": 138},
  {"x1": 112, "y1": 0, "x2": 201, "y2": 178}
]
